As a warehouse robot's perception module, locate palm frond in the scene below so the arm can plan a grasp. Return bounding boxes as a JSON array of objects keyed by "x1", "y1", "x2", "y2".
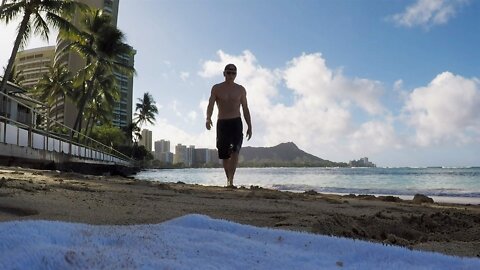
[
  {"x1": 18, "y1": 17, "x2": 31, "y2": 49},
  {"x1": 32, "y1": 13, "x2": 49, "y2": 41},
  {"x1": 0, "y1": 1, "x2": 23, "y2": 23}
]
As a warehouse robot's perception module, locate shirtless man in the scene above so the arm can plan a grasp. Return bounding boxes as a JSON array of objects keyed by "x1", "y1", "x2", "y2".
[{"x1": 206, "y1": 64, "x2": 252, "y2": 187}]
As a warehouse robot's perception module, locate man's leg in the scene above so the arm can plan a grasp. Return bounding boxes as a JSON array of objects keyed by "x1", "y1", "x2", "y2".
[
  {"x1": 226, "y1": 152, "x2": 239, "y2": 187},
  {"x1": 222, "y1": 158, "x2": 232, "y2": 186},
  {"x1": 222, "y1": 152, "x2": 239, "y2": 187}
]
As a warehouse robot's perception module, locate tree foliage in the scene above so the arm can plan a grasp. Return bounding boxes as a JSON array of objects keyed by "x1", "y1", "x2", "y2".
[
  {"x1": 0, "y1": 0, "x2": 85, "y2": 94},
  {"x1": 134, "y1": 92, "x2": 158, "y2": 128}
]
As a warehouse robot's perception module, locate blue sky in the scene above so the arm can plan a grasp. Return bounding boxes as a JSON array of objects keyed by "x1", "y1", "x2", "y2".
[{"x1": 1, "y1": 0, "x2": 480, "y2": 166}]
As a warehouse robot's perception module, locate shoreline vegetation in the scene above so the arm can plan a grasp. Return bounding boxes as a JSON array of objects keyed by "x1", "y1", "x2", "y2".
[{"x1": 0, "y1": 166, "x2": 479, "y2": 258}]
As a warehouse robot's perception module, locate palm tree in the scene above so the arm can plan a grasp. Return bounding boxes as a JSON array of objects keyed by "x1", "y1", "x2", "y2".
[
  {"x1": 0, "y1": 0, "x2": 85, "y2": 95},
  {"x1": 3, "y1": 65, "x2": 25, "y2": 86},
  {"x1": 134, "y1": 92, "x2": 158, "y2": 129},
  {"x1": 122, "y1": 122, "x2": 141, "y2": 144},
  {"x1": 83, "y1": 66, "x2": 119, "y2": 136},
  {"x1": 32, "y1": 63, "x2": 73, "y2": 122},
  {"x1": 59, "y1": 9, "x2": 134, "y2": 134}
]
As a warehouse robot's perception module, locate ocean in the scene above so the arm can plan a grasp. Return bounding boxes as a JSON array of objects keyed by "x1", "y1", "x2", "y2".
[{"x1": 134, "y1": 167, "x2": 480, "y2": 204}]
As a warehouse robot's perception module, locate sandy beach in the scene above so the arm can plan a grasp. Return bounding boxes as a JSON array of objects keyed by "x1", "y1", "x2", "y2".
[{"x1": 0, "y1": 166, "x2": 479, "y2": 258}]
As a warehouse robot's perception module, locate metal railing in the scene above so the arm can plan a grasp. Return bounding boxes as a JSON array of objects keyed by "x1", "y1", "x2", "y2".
[{"x1": 0, "y1": 89, "x2": 133, "y2": 166}]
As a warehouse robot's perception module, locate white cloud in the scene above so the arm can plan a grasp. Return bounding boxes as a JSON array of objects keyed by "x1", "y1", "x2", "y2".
[
  {"x1": 180, "y1": 72, "x2": 190, "y2": 81},
  {"x1": 187, "y1": 111, "x2": 197, "y2": 121},
  {"x1": 283, "y1": 53, "x2": 385, "y2": 115},
  {"x1": 390, "y1": 0, "x2": 469, "y2": 29},
  {"x1": 198, "y1": 50, "x2": 392, "y2": 161},
  {"x1": 402, "y1": 72, "x2": 480, "y2": 146},
  {"x1": 152, "y1": 50, "x2": 480, "y2": 165},
  {"x1": 349, "y1": 121, "x2": 400, "y2": 155},
  {"x1": 168, "y1": 100, "x2": 201, "y2": 123},
  {"x1": 393, "y1": 80, "x2": 404, "y2": 92}
]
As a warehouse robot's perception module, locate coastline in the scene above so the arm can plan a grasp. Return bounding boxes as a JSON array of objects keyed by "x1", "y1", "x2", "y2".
[
  {"x1": 0, "y1": 166, "x2": 479, "y2": 258},
  {"x1": 137, "y1": 167, "x2": 480, "y2": 206}
]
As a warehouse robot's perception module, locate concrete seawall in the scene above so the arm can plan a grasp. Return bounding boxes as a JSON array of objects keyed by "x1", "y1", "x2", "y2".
[{"x1": 0, "y1": 143, "x2": 139, "y2": 176}]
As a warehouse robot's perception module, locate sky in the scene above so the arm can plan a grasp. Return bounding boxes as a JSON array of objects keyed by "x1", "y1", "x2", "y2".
[
  {"x1": 1, "y1": 0, "x2": 480, "y2": 167},
  {"x1": 1, "y1": 214, "x2": 478, "y2": 269}
]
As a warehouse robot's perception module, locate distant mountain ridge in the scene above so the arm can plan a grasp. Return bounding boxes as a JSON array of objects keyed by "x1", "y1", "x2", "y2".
[{"x1": 239, "y1": 142, "x2": 346, "y2": 167}]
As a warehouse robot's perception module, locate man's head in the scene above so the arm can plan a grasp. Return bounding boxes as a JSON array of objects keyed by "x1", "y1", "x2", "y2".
[{"x1": 223, "y1": 64, "x2": 237, "y2": 81}]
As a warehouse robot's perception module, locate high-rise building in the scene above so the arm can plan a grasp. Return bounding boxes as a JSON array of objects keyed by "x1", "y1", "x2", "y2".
[
  {"x1": 54, "y1": 0, "x2": 134, "y2": 130},
  {"x1": 194, "y1": 148, "x2": 208, "y2": 165},
  {"x1": 173, "y1": 144, "x2": 187, "y2": 165},
  {"x1": 208, "y1": 149, "x2": 219, "y2": 164},
  {"x1": 139, "y1": 129, "x2": 152, "y2": 151},
  {"x1": 186, "y1": 145, "x2": 195, "y2": 166},
  {"x1": 154, "y1": 139, "x2": 173, "y2": 164},
  {"x1": 13, "y1": 46, "x2": 55, "y2": 90},
  {"x1": 157, "y1": 152, "x2": 174, "y2": 164},
  {"x1": 154, "y1": 139, "x2": 170, "y2": 154}
]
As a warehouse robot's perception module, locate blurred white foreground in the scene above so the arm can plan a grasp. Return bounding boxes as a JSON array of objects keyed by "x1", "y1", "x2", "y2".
[{"x1": 0, "y1": 214, "x2": 478, "y2": 269}]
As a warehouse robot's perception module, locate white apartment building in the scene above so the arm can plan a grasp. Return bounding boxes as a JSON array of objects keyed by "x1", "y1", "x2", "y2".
[{"x1": 14, "y1": 46, "x2": 55, "y2": 90}]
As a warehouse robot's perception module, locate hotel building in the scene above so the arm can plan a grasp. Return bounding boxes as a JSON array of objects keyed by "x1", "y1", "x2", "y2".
[
  {"x1": 53, "y1": 0, "x2": 134, "y2": 130},
  {"x1": 13, "y1": 46, "x2": 55, "y2": 90}
]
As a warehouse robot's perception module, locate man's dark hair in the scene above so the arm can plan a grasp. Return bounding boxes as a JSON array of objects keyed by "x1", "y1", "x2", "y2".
[{"x1": 224, "y1": 64, "x2": 237, "y2": 71}]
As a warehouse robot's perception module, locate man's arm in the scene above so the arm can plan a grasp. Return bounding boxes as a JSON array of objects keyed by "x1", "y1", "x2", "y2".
[
  {"x1": 206, "y1": 86, "x2": 216, "y2": 130},
  {"x1": 240, "y1": 87, "x2": 252, "y2": 140}
]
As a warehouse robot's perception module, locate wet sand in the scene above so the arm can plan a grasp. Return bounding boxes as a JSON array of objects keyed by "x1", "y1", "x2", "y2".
[{"x1": 0, "y1": 166, "x2": 479, "y2": 258}]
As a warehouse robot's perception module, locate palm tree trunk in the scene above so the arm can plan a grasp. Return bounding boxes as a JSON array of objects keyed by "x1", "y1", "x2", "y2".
[
  {"x1": 74, "y1": 87, "x2": 90, "y2": 135},
  {"x1": 87, "y1": 115, "x2": 95, "y2": 137},
  {"x1": 73, "y1": 86, "x2": 87, "y2": 133},
  {"x1": 0, "y1": 10, "x2": 31, "y2": 113},
  {"x1": 0, "y1": 11, "x2": 31, "y2": 94},
  {"x1": 73, "y1": 64, "x2": 94, "y2": 134},
  {"x1": 84, "y1": 111, "x2": 93, "y2": 137}
]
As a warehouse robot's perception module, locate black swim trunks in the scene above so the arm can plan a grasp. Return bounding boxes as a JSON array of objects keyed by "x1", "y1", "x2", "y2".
[{"x1": 216, "y1": 117, "x2": 243, "y2": 159}]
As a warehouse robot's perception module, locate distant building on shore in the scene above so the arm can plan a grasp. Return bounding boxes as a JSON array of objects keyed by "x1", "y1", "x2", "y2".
[
  {"x1": 154, "y1": 139, "x2": 173, "y2": 164},
  {"x1": 151, "y1": 137, "x2": 221, "y2": 167},
  {"x1": 194, "y1": 148, "x2": 220, "y2": 166},
  {"x1": 173, "y1": 144, "x2": 188, "y2": 165},
  {"x1": 155, "y1": 139, "x2": 170, "y2": 154},
  {"x1": 139, "y1": 129, "x2": 152, "y2": 152},
  {"x1": 349, "y1": 157, "x2": 376, "y2": 167}
]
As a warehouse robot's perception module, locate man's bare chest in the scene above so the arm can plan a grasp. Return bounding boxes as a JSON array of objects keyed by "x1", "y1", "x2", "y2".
[{"x1": 217, "y1": 88, "x2": 241, "y2": 101}]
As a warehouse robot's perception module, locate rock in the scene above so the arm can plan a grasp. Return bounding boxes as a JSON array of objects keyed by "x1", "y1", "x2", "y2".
[
  {"x1": 357, "y1": 194, "x2": 376, "y2": 200},
  {"x1": 304, "y1": 189, "x2": 318, "y2": 195},
  {"x1": 380, "y1": 195, "x2": 402, "y2": 202},
  {"x1": 413, "y1": 194, "x2": 434, "y2": 204}
]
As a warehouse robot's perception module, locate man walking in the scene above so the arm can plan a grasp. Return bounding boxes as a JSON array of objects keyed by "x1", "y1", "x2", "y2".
[{"x1": 206, "y1": 64, "x2": 252, "y2": 187}]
